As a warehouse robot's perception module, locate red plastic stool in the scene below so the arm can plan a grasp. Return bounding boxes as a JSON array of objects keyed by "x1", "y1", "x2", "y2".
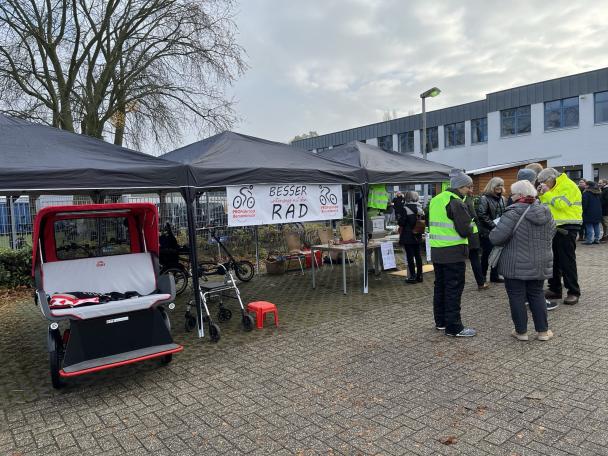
[{"x1": 246, "y1": 301, "x2": 279, "y2": 329}]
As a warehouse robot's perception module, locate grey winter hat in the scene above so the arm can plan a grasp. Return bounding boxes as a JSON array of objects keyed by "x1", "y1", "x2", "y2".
[
  {"x1": 517, "y1": 168, "x2": 537, "y2": 183},
  {"x1": 449, "y1": 169, "x2": 473, "y2": 189}
]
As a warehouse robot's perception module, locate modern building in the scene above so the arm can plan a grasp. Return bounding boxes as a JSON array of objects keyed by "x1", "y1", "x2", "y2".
[{"x1": 292, "y1": 67, "x2": 608, "y2": 182}]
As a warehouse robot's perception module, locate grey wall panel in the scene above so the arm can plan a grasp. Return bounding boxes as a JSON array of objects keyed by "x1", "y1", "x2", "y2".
[{"x1": 293, "y1": 68, "x2": 608, "y2": 149}]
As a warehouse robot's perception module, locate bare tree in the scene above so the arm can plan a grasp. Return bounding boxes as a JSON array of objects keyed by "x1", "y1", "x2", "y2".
[{"x1": 0, "y1": 0, "x2": 246, "y2": 148}]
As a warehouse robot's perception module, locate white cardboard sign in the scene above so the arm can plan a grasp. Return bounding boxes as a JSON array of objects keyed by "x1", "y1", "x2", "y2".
[
  {"x1": 227, "y1": 184, "x2": 343, "y2": 227},
  {"x1": 380, "y1": 241, "x2": 396, "y2": 270}
]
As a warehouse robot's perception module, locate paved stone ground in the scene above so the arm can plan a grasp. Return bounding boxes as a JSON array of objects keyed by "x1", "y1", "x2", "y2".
[{"x1": 1, "y1": 244, "x2": 608, "y2": 455}]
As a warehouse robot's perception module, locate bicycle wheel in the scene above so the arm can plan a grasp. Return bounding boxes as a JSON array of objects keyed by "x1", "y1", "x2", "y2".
[
  {"x1": 164, "y1": 267, "x2": 189, "y2": 295},
  {"x1": 234, "y1": 260, "x2": 255, "y2": 282}
]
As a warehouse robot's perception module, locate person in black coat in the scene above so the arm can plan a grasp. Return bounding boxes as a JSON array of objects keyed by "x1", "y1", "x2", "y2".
[
  {"x1": 477, "y1": 177, "x2": 507, "y2": 283},
  {"x1": 582, "y1": 181, "x2": 603, "y2": 244},
  {"x1": 600, "y1": 180, "x2": 608, "y2": 241},
  {"x1": 398, "y1": 191, "x2": 424, "y2": 284},
  {"x1": 464, "y1": 195, "x2": 486, "y2": 290}
]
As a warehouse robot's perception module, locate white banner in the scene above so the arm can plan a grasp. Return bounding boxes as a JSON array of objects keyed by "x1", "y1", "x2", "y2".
[{"x1": 227, "y1": 184, "x2": 343, "y2": 227}]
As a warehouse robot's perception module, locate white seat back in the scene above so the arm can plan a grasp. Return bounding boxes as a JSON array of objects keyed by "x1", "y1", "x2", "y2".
[{"x1": 42, "y1": 252, "x2": 157, "y2": 295}]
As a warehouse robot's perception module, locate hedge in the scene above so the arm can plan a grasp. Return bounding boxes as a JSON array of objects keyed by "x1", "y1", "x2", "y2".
[{"x1": 0, "y1": 248, "x2": 32, "y2": 288}]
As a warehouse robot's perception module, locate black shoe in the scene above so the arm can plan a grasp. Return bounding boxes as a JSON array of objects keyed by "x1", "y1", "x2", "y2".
[
  {"x1": 416, "y1": 275, "x2": 423, "y2": 283},
  {"x1": 490, "y1": 278, "x2": 505, "y2": 283},
  {"x1": 546, "y1": 300, "x2": 559, "y2": 311},
  {"x1": 405, "y1": 278, "x2": 417, "y2": 284}
]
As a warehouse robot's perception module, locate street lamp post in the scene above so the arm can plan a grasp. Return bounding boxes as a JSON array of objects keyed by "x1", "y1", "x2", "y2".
[{"x1": 420, "y1": 87, "x2": 441, "y2": 203}]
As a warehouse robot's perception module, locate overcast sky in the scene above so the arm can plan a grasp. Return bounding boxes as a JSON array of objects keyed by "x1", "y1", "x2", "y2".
[{"x1": 223, "y1": 0, "x2": 608, "y2": 144}]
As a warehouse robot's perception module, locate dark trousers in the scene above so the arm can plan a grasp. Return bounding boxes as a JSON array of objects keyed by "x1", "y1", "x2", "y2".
[
  {"x1": 433, "y1": 262, "x2": 465, "y2": 335},
  {"x1": 480, "y1": 236, "x2": 499, "y2": 282},
  {"x1": 468, "y1": 248, "x2": 484, "y2": 286},
  {"x1": 404, "y1": 243, "x2": 422, "y2": 279},
  {"x1": 548, "y1": 229, "x2": 580, "y2": 297},
  {"x1": 505, "y1": 279, "x2": 548, "y2": 333}
]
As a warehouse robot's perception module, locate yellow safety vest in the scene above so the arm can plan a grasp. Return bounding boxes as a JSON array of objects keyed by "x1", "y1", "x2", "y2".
[
  {"x1": 368, "y1": 184, "x2": 389, "y2": 209},
  {"x1": 429, "y1": 190, "x2": 469, "y2": 248},
  {"x1": 539, "y1": 173, "x2": 582, "y2": 226}
]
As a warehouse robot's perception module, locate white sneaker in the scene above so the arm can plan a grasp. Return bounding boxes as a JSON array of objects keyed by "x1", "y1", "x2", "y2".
[
  {"x1": 511, "y1": 329, "x2": 529, "y2": 341},
  {"x1": 537, "y1": 330, "x2": 553, "y2": 341}
]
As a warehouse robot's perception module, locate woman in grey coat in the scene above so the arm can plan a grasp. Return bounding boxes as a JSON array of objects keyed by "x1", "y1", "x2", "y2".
[{"x1": 489, "y1": 180, "x2": 556, "y2": 341}]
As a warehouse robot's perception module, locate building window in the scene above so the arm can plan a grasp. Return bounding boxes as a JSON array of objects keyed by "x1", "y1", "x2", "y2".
[
  {"x1": 471, "y1": 117, "x2": 488, "y2": 143},
  {"x1": 360, "y1": 139, "x2": 367, "y2": 144},
  {"x1": 500, "y1": 106, "x2": 531, "y2": 137},
  {"x1": 317, "y1": 147, "x2": 327, "y2": 152},
  {"x1": 595, "y1": 91, "x2": 608, "y2": 123},
  {"x1": 419, "y1": 126, "x2": 438, "y2": 152},
  {"x1": 444, "y1": 122, "x2": 465, "y2": 148},
  {"x1": 398, "y1": 131, "x2": 414, "y2": 153},
  {"x1": 377, "y1": 135, "x2": 393, "y2": 152},
  {"x1": 544, "y1": 96, "x2": 579, "y2": 130}
]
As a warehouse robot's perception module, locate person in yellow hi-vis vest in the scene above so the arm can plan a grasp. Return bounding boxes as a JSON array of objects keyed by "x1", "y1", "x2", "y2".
[
  {"x1": 537, "y1": 168, "x2": 582, "y2": 305},
  {"x1": 367, "y1": 184, "x2": 389, "y2": 213},
  {"x1": 429, "y1": 169, "x2": 476, "y2": 337}
]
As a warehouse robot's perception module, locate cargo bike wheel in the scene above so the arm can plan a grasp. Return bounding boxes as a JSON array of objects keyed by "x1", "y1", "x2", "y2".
[{"x1": 48, "y1": 326, "x2": 65, "y2": 389}]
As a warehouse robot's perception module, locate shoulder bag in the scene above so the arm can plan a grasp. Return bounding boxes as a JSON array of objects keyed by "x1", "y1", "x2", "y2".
[{"x1": 488, "y1": 205, "x2": 531, "y2": 269}]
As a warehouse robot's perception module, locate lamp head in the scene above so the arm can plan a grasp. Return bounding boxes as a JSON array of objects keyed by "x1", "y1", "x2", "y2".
[{"x1": 420, "y1": 87, "x2": 441, "y2": 98}]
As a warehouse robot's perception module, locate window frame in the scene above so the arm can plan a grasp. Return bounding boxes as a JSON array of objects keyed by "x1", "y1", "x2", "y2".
[
  {"x1": 397, "y1": 131, "x2": 415, "y2": 153},
  {"x1": 419, "y1": 126, "x2": 439, "y2": 152},
  {"x1": 444, "y1": 121, "x2": 465, "y2": 148},
  {"x1": 471, "y1": 117, "x2": 488, "y2": 144},
  {"x1": 544, "y1": 96, "x2": 579, "y2": 131},
  {"x1": 377, "y1": 134, "x2": 393, "y2": 152},
  {"x1": 594, "y1": 90, "x2": 608, "y2": 124},
  {"x1": 500, "y1": 105, "x2": 531, "y2": 137}
]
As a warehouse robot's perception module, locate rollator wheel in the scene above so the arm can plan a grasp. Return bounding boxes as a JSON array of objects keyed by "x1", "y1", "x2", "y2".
[
  {"x1": 49, "y1": 330, "x2": 64, "y2": 389},
  {"x1": 242, "y1": 314, "x2": 254, "y2": 332},
  {"x1": 184, "y1": 314, "x2": 197, "y2": 332},
  {"x1": 218, "y1": 307, "x2": 232, "y2": 322},
  {"x1": 160, "y1": 354, "x2": 173, "y2": 365},
  {"x1": 209, "y1": 322, "x2": 221, "y2": 342}
]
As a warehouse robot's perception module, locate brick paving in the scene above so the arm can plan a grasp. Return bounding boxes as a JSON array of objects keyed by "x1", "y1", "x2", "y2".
[{"x1": 1, "y1": 244, "x2": 608, "y2": 455}]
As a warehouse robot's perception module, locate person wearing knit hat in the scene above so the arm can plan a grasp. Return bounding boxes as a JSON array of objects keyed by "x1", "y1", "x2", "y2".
[
  {"x1": 428, "y1": 168, "x2": 477, "y2": 337},
  {"x1": 517, "y1": 168, "x2": 537, "y2": 184}
]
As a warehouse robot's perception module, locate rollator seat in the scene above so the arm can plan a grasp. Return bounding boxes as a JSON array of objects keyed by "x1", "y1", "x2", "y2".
[{"x1": 42, "y1": 252, "x2": 171, "y2": 320}]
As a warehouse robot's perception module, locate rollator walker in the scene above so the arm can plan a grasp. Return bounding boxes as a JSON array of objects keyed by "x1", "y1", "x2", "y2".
[{"x1": 32, "y1": 203, "x2": 182, "y2": 388}]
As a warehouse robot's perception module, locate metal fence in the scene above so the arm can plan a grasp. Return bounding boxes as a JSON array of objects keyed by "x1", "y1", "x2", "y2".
[{"x1": 0, "y1": 192, "x2": 355, "y2": 271}]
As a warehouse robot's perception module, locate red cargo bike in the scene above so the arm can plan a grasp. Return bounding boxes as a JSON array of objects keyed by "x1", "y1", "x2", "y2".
[{"x1": 32, "y1": 203, "x2": 182, "y2": 388}]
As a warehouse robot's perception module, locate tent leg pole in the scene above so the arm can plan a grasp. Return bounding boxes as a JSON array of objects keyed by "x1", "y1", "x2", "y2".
[
  {"x1": 254, "y1": 226, "x2": 260, "y2": 273},
  {"x1": 8, "y1": 196, "x2": 18, "y2": 250},
  {"x1": 183, "y1": 188, "x2": 205, "y2": 338},
  {"x1": 362, "y1": 184, "x2": 369, "y2": 294}
]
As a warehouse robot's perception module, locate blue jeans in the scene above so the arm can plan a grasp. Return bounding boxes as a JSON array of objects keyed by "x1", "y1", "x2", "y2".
[{"x1": 585, "y1": 223, "x2": 600, "y2": 243}]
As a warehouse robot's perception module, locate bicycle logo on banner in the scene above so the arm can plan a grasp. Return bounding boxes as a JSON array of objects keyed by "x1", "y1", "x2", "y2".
[
  {"x1": 232, "y1": 185, "x2": 256, "y2": 209},
  {"x1": 319, "y1": 185, "x2": 338, "y2": 205}
]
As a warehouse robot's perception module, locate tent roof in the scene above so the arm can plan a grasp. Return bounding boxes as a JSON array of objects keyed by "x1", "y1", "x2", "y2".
[
  {"x1": 161, "y1": 131, "x2": 366, "y2": 187},
  {"x1": 0, "y1": 114, "x2": 191, "y2": 194},
  {"x1": 317, "y1": 141, "x2": 452, "y2": 184}
]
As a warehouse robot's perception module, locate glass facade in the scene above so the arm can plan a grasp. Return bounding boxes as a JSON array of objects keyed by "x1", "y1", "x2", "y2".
[
  {"x1": 471, "y1": 117, "x2": 488, "y2": 143},
  {"x1": 377, "y1": 135, "x2": 393, "y2": 152},
  {"x1": 595, "y1": 91, "x2": 608, "y2": 123},
  {"x1": 444, "y1": 122, "x2": 465, "y2": 148},
  {"x1": 501, "y1": 106, "x2": 531, "y2": 136},
  {"x1": 544, "y1": 96, "x2": 579, "y2": 130},
  {"x1": 419, "y1": 126, "x2": 438, "y2": 152},
  {"x1": 398, "y1": 131, "x2": 414, "y2": 153}
]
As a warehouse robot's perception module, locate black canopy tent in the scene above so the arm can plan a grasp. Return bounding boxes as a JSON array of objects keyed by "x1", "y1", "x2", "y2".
[
  {"x1": 161, "y1": 131, "x2": 377, "y2": 296},
  {"x1": 0, "y1": 114, "x2": 192, "y2": 194},
  {"x1": 0, "y1": 114, "x2": 214, "y2": 337},
  {"x1": 161, "y1": 131, "x2": 367, "y2": 187},
  {"x1": 316, "y1": 140, "x2": 452, "y2": 292},
  {"x1": 316, "y1": 140, "x2": 453, "y2": 184}
]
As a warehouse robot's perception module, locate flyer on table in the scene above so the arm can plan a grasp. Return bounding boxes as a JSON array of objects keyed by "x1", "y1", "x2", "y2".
[{"x1": 227, "y1": 184, "x2": 343, "y2": 227}]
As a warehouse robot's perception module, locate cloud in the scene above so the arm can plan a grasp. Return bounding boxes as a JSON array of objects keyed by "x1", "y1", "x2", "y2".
[{"x1": 216, "y1": 0, "x2": 608, "y2": 144}]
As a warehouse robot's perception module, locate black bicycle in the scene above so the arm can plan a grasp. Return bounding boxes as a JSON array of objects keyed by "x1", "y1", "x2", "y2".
[{"x1": 198, "y1": 231, "x2": 255, "y2": 283}]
